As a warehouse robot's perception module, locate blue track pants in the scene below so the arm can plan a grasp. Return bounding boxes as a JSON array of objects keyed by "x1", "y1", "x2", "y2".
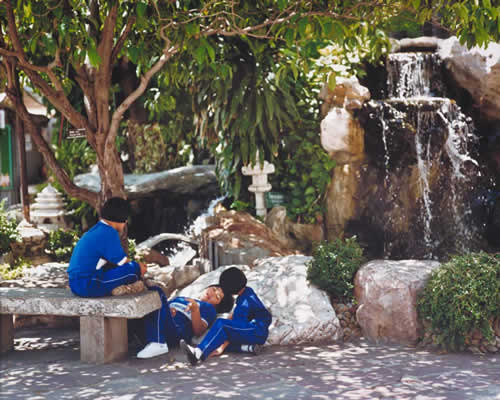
[
  {"x1": 69, "y1": 262, "x2": 140, "y2": 297},
  {"x1": 197, "y1": 318, "x2": 268, "y2": 360},
  {"x1": 143, "y1": 286, "x2": 182, "y2": 348}
]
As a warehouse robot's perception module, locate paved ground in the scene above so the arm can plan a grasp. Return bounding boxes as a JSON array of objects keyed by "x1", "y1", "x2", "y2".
[{"x1": 0, "y1": 327, "x2": 499, "y2": 400}]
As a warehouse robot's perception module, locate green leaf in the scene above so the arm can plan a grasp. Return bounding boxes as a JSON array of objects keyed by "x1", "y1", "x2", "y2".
[
  {"x1": 205, "y1": 42, "x2": 215, "y2": 62},
  {"x1": 412, "y1": 0, "x2": 421, "y2": 9},
  {"x1": 277, "y1": 0, "x2": 287, "y2": 11},
  {"x1": 186, "y1": 23, "x2": 200, "y2": 36},
  {"x1": 87, "y1": 46, "x2": 101, "y2": 67},
  {"x1": 327, "y1": 72, "x2": 337, "y2": 91},
  {"x1": 305, "y1": 186, "x2": 316, "y2": 195},
  {"x1": 128, "y1": 46, "x2": 139, "y2": 64},
  {"x1": 240, "y1": 135, "x2": 249, "y2": 164},
  {"x1": 194, "y1": 45, "x2": 206, "y2": 65},
  {"x1": 136, "y1": 2, "x2": 147, "y2": 17},
  {"x1": 285, "y1": 29, "x2": 295, "y2": 46}
]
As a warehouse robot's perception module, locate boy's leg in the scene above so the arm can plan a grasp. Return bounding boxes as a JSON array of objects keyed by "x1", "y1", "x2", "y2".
[
  {"x1": 197, "y1": 318, "x2": 267, "y2": 361},
  {"x1": 86, "y1": 263, "x2": 140, "y2": 297},
  {"x1": 143, "y1": 287, "x2": 180, "y2": 348}
]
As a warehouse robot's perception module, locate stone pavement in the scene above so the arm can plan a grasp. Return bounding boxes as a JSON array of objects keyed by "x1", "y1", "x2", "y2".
[{"x1": 0, "y1": 327, "x2": 499, "y2": 400}]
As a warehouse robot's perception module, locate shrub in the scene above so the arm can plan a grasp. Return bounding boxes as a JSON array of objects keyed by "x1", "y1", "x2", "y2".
[
  {"x1": 417, "y1": 252, "x2": 500, "y2": 351},
  {"x1": 0, "y1": 257, "x2": 29, "y2": 280},
  {"x1": 46, "y1": 229, "x2": 80, "y2": 262},
  {"x1": 307, "y1": 237, "x2": 366, "y2": 302},
  {"x1": 0, "y1": 199, "x2": 20, "y2": 256}
]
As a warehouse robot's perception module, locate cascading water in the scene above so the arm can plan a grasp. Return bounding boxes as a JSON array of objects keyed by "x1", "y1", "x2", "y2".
[{"x1": 359, "y1": 51, "x2": 483, "y2": 259}]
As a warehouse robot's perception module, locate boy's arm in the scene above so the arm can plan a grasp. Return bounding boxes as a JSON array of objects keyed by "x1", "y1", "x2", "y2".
[{"x1": 185, "y1": 299, "x2": 208, "y2": 336}]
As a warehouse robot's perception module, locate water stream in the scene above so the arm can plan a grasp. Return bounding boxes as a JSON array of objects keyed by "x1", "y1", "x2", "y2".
[{"x1": 362, "y1": 51, "x2": 481, "y2": 259}]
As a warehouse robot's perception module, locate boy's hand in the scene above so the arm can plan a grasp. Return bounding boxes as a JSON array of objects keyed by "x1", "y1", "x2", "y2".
[
  {"x1": 139, "y1": 262, "x2": 147, "y2": 276},
  {"x1": 184, "y1": 298, "x2": 199, "y2": 313},
  {"x1": 170, "y1": 307, "x2": 177, "y2": 317}
]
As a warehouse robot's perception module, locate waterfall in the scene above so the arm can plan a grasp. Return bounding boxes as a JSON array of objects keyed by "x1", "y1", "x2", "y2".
[
  {"x1": 387, "y1": 52, "x2": 442, "y2": 98},
  {"x1": 361, "y1": 50, "x2": 481, "y2": 259},
  {"x1": 414, "y1": 111, "x2": 434, "y2": 255}
]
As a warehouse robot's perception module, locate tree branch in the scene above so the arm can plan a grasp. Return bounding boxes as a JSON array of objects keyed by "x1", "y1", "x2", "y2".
[
  {"x1": 111, "y1": 15, "x2": 136, "y2": 62},
  {"x1": 108, "y1": 42, "x2": 180, "y2": 145}
]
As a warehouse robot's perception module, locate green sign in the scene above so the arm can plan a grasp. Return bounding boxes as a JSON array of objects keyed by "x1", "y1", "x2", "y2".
[
  {"x1": 265, "y1": 191, "x2": 287, "y2": 208},
  {"x1": 0, "y1": 125, "x2": 13, "y2": 190}
]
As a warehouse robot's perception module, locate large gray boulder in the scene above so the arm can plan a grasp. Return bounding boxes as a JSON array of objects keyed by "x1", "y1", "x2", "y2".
[
  {"x1": 178, "y1": 255, "x2": 343, "y2": 345},
  {"x1": 354, "y1": 259, "x2": 441, "y2": 345},
  {"x1": 74, "y1": 165, "x2": 217, "y2": 198}
]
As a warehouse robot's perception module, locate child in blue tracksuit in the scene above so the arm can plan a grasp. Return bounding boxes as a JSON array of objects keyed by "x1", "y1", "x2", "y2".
[
  {"x1": 181, "y1": 267, "x2": 272, "y2": 365},
  {"x1": 136, "y1": 285, "x2": 233, "y2": 359},
  {"x1": 67, "y1": 197, "x2": 147, "y2": 297}
]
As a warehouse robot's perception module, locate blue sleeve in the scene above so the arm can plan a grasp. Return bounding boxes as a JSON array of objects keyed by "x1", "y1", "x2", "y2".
[
  {"x1": 200, "y1": 301, "x2": 217, "y2": 326},
  {"x1": 233, "y1": 297, "x2": 250, "y2": 322},
  {"x1": 101, "y1": 228, "x2": 128, "y2": 265}
]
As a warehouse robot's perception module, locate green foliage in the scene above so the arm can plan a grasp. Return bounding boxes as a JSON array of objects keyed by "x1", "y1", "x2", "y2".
[
  {"x1": 51, "y1": 128, "x2": 97, "y2": 179},
  {"x1": 0, "y1": 257, "x2": 30, "y2": 280},
  {"x1": 307, "y1": 237, "x2": 366, "y2": 302},
  {"x1": 3, "y1": 0, "x2": 500, "y2": 209},
  {"x1": 274, "y1": 123, "x2": 336, "y2": 224},
  {"x1": 417, "y1": 252, "x2": 500, "y2": 351},
  {"x1": 46, "y1": 229, "x2": 80, "y2": 262},
  {"x1": 122, "y1": 121, "x2": 191, "y2": 174},
  {"x1": 128, "y1": 238, "x2": 137, "y2": 259},
  {"x1": 0, "y1": 199, "x2": 20, "y2": 256},
  {"x1": 382, "y1": 10, "x2": 425, "y2": 37}
]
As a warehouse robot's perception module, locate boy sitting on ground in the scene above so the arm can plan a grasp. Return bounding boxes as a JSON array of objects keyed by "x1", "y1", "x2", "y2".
[
  {"x1": 181, "y1": 266, "x2": 272, "y2": 365},
  {"x1": 67, "y1": 197, "x2": 147, "y2": 297}
]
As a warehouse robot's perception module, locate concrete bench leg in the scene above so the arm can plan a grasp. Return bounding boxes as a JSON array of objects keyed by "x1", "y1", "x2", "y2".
[
  {"x1": 0, "y1": 314, "x2": 14, "y2": 353},
  {"x1": 80, "y1": 316, "x2": 128, "y2": 364}
]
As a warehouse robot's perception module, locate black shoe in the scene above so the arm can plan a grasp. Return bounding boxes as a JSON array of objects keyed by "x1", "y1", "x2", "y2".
[{"x1": 180, "y1": 339, "x2": 199, "y2": 366}]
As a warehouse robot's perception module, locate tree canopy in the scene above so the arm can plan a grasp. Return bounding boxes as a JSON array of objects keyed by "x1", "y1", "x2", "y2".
[{"x1": 1, "y1": 0, "x2": 499, "y2": 212}]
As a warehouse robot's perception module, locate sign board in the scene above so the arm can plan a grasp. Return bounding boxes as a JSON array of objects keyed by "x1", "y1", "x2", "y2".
[
  {"x1": 265, "y1": 191, "x2": 287, "y2": 208},
  {"x1": 0, "y1": 125, "x2": 13, "y2": 190},
  {"x1": 67, "y1": 127, "x2": 86, "y2": 139}
]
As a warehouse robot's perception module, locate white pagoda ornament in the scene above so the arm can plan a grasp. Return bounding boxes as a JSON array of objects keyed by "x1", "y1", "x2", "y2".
[
  {"x1": 31, "y1": 184, "x2": 67, "y2": 231},
  {"x1": 241, "y1": 157, "x2": 275, "y2": 217}
]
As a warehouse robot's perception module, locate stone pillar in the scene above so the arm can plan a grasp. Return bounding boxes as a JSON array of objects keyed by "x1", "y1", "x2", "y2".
[
  {"x1": 80, "y1": 316, "x2": 128, "y2": 364},
  {"x1": 0, "y1": 314, "x2": 14, "y2": 353}
]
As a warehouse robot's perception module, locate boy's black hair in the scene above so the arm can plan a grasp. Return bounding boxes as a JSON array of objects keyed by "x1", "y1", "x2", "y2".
[
  {"x1": 206, "y1": 284, "x2": 234, "y2": 313},
  {"x1": 219, "y1": 267, "x2": 247, "y2": 295},
  {"x1": 100, "y1": 197, "x2": 130, "y2": 223}
]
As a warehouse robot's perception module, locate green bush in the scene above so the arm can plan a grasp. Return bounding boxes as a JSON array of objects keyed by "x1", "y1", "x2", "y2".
[
  {"x1": 0, "y1": 257, "x2": 29, "y2": 280},
  {"x1": 0, "y1": 199, "x2": 20, "y2": 256},
  {"x1": 46, "y1": 229, "x2": 80, "y2": 262},
  {"x1": 307, "y1": 237, "x2": 366, "y2": 302},
  {"x1": 417, "y1": 252, "x2": 500, "y2": 351}
]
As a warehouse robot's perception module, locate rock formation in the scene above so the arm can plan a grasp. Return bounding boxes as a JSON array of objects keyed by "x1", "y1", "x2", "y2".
[
  {"x1": 354, "y1": 259, "x2": 441, "y2": 345},
  {"x1": 178, "y1": 256, "x2": 343, "y2": 345}
]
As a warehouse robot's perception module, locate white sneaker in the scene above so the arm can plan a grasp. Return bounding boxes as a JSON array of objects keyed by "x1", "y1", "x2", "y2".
[{"x1": 137, "y1": 342, "x2": 169, "y2": 359}]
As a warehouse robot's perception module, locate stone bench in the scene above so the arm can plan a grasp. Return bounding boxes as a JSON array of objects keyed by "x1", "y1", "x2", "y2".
[{"x1": 0, "y1": 287, "x2": 161, "y2": 363}]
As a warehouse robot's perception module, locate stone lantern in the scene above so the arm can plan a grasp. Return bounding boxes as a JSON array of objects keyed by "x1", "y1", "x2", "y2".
[
  {"x1": 241, "y1": 159, "x2": 275, "y2": 217},
  {"x1": 31, "y1": 184, "x2": 67, "y2": 231}
]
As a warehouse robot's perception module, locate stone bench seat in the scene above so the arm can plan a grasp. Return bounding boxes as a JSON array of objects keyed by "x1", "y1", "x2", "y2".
[{"x1": 0, "y1": 287, "x2": 161, "y2": 363}]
